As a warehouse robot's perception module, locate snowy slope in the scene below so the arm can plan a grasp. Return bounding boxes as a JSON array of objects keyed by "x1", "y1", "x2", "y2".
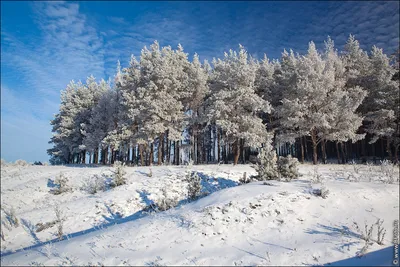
[{"x1": 1, "y1": 163, "x2": 399, "y2": 266}]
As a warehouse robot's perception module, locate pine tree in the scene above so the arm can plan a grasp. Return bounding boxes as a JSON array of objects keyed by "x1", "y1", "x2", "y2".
[{"x1": 206, "y1": 45, "x2": 271, "y2": 164}]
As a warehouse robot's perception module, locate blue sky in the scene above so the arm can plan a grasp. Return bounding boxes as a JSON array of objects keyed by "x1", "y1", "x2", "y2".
[{"x1": 1, "y1": 1, "x2": 399, "y2": 163}]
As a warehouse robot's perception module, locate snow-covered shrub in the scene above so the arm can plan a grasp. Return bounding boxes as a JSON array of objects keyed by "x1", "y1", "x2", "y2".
[
  {"x1": 239, "y1": 172, "x2": 252, "y2": 184},
  {"x1": 35, "y1": 220, "x2": 58, "y2": 233},
  {"x1": 350, "y1": 160, "x2": 362, "y2": 174},
  {"x1": 111, "y1": 161, "x2": 127, "y2": 187},
  {"x1": 187, "y1": 171, "x2": 202, "y2": 201},
  {"x1": 253, "y1": 146, "x2": 279, "y2": 181},
  {"x1": 81, "y1": 174, "x2": 106, "y2": 194},
  {"x1": 154, "y1": 187, "x2": 178, "y2": 212},
  {"x1": 14, "y1": 159, "x2": 30, "y2": 167},
  {"x1": 312, "y1": 186, "x2": 330, "y2": 199},
  {"x1": 54, "y1": 205, "x2": 65, "y2": 240},
  {"x1": 3, "y1": 206, "x2": 19, "y2": 227},
  {"x1": 375, "y1": 219, "x2": 386, "y2": 245},
  {"x1": 380, "y1": 160, "x2": 397, "y2": 184},
  {"x1": 51, "y1": 173, "x2": 71, "y2": 195},
  {"x1": 277, "y1": 155, "x2": 300, "y2": 180},
  {"x1": 311, "y1": 167, "x2": 323, "y2": 183}
]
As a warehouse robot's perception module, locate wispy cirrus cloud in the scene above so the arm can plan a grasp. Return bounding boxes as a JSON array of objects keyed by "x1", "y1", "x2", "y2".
[{"x1": 1, "y1": 1, "x2": 107, "y2": 162}]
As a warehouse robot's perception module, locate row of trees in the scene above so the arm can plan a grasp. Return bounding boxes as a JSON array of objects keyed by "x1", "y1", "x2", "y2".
[{"x1": 48, "y1": 35, "x2": 399, "y2": 165}]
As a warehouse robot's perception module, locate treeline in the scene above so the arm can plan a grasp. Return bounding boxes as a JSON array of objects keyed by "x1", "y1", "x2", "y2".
[{"x1": 48, "y1": 35, "x2": 399, "y2": 165}]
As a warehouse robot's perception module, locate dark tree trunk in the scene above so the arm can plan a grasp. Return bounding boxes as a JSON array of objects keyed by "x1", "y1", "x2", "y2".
[
  {"x1": 161, "y1": 133, "x2": 165, "y2": 164},
  {"x1": 311, "y1": 129, "x2": 318, "y2": 165},
  {"x1": 175, "y1": 141, "x2": 180, "y2": 165},
  {"x1": 166, "y1": 131, "x2": 170, "y2": 164},
  {"x1": 321, "y1": 140, "x2": 327, "y2": 164},
  {"x1": 395, "y1": 145, "x2": 399, "y2": 164},
  {"x1": 158, "y1": 134, "x2": 164, "y2": 165},
  {"x1": 233, "y1": 139, "x2": 240, "y2": 165},
  {"x1": 217, "y1": 128, "x2": 221, "y2": 163},
  {"x1": 304, "y1": 136, "x2": 309, "y2": 161},
  {"x1": 241, "y1": 139, "x2": 245, "y2": 164},
  {"x1": 386, "y1": 138, "x2": 393, "y2": 162},
  {"x1": 139, "y1": 144, "x2": 144, "y2": 166},
  {"x1": 336, "y1": 142, "x2": 341, "y2": 164},
  {"x1": 340, "y1": 142, "x2": 346, "y2": 164},
  {"x1": 300, "y1": 137, "x2": 305, "y2": 163},
  {"x1": 150, "y1": 143, "x2": 154, "y2": 166}
]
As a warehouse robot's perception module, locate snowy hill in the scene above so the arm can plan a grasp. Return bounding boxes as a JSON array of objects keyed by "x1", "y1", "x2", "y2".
[{"x1": 1, "y1": 163, "x2": 399, "y2": 266}]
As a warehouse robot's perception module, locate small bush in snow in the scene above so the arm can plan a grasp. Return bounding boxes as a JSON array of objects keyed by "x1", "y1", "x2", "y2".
[
  {"x1": 81, "y1": 174, "x2": 106, "y2": 194},
  {"x1": 253, "y1": 146, "x2": 279, "y2": 181},
  {"x1": 14, "y1": 159, "x2": 30, "y2": 167},
  {"x1": 111, "y1": 161, "x2": 127, "y2": 187},
  {"x1": 54, "y1": 205, "x2": 65, "y2": 241},
  {"x1": 379, "y1": 160, "x2": 397, "y2": 184},
  {"x1": 312, "y1": 186, "x2": 330, "y2": 199},
  {"x1": 187, "y1": 171, "x2": 202, "y2": 201},
  {"x1": 35, "y1": 220, "x2": 58, "y2": 233},
  {"x1": 350, "y1": 160, "x2": 362, "y2": 174},
  {"x1": 375, "y1": 219, "x2": 386, "y2": 245},
  {"x1": 311, "y1": 167, "x2": 323, "y2": 184},
  {"x1": 155, "y1": 187, "x2": 178, "y2": 211},
  {"x1": 3, "y1": 206, "x2": 19, "y2": 227},
  {"x1": 239, "y1": 172, "x2": 252, "y2": 184},
  {"x1": 277, "y1": 155, "x2": 300, "y2": 181},
  {"x1": 353, "y1": 221, "x2": 374, "y2": 243},
  {"x1": 51, "y1": 173, "x2": 71, "y2": 195}
]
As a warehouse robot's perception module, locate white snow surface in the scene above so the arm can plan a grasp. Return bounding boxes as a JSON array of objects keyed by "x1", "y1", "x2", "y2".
[{"x1": 0, "y1": 163, "x2": 399, "y2": 266}]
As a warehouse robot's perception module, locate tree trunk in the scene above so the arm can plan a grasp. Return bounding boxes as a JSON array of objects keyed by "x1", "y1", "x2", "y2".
[
  {"x1": 241, "y1": 139, "x2": 245, "y2": 164},
  {"x1": 300, "y1": 137, "x2": 305, "y2": 163},
  {"x1": 233, "y1": 139, "x2": 240, "y2": 165},
  {"x1": 336, "y1": 142, "x2": 341, "y2": 164},
  {"x1": 104, "y1": 148, "x2": 109, "y2": 165},
  {"x1": 139, "y1": 144, "x2": 144, "y2": 166},
  {"x1": 395, "y1": 145, "x2": 399, "y2": 164},
  {"x1": 197, "y1": 132, "x2": 202, "y2": 164},
  {"x1": 175, "y1": 141, "x2": 180, "y2": 165},
  {"x1": 166, "y1": 131, "x2": 170, "y2": 164},
  {"x1": 304, "y1": 136, "x2": 309, "y2": 161},
  {"x1": 217, "y1": 129, "x2": 221, "y2": 163},
  {"x1": 311, "y1": 130, "x2": 318, "y2": 165},
  {"x1": 158, "y1": 134, "x2": 164, "y2": 165},
  {"x1": 149, "y1": 143, "x2": 154, "y2": 166},
  {"x1": 161, "y1": 133, "x2": 165, "y2": 164},
  {"x1": 386, "y1": 138, "x2": 393, "y2": 162},
  {"x1": 340, "y1": 142, "x2": 346, "y2": 164},
  {"x1": 94, "y1": 148, "x2": 98, "y2": 164},
  {"x1": 321, "y1": 140, "x2": 327, "y2": 164}
]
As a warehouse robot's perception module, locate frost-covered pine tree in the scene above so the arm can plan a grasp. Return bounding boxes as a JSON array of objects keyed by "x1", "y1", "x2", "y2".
[
  {"x1": 253, "y1": 136, "x2": 279, "y2": 180},
  {"x1": 206, "y1": 45, "x2": 272, "y2": 164},
  {"x1": 277, "y1": 41, "x2": 343, "y2": 164},
  {"x1": 363, "y1": 46, "x2": 399, "y2": 161},
  {"x1": 320, "y1": 37, "x2": 367, "y2": 163}
]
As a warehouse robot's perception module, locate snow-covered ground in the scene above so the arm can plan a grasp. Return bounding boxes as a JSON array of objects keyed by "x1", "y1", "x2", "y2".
[{"x1": 1, "y1": 163, "x2": 399, "y2": 266}]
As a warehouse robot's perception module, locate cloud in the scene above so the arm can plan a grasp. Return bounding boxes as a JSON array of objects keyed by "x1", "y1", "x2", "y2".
[{"x1": 1, "y1": 1, "x2": 107, "y2": 162}]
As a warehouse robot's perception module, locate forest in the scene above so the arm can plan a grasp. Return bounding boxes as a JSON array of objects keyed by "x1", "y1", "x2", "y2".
[{"x1": 48, "y1": 35, "x2": 399, "y2": 166}]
